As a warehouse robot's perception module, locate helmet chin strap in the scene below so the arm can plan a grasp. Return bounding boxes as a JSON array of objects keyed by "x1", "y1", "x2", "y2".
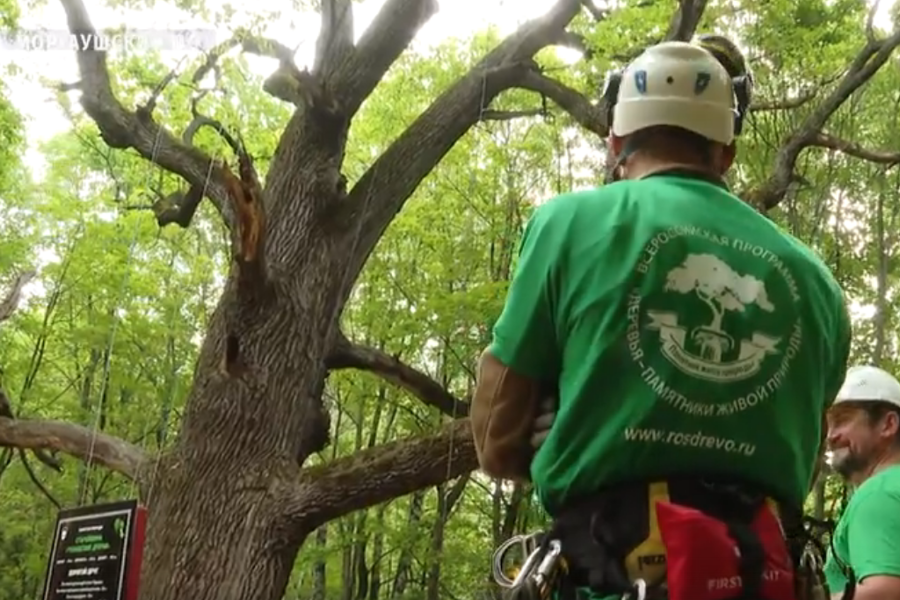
[{"x1": 603, "y1": 137, "x2": 637, "y2": 184}]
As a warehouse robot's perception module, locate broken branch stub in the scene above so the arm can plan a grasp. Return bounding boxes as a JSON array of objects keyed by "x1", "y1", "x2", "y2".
[{"x1": 224, "y1": 153, "x2": 268, "y2": 299}]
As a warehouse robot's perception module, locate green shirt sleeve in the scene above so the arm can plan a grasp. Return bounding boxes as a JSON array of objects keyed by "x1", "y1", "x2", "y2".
[
  {"x1": 489, "y1": 205, "x2": 561, "y2": 381},
  {"x1": 848, "y1": 487, "x2": 900, "y2": 580}
]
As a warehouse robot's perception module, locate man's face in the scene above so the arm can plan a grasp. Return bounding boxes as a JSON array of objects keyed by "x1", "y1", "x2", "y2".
[{"x1": 826, "y1": 403, "x2": 898, "y2": 479}]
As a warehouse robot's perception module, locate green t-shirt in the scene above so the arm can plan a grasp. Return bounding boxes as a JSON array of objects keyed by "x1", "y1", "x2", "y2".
[
  {"x1": 824, "y1": 465, "x2": 900, "y2": 593},
  {"x1": 489, "y1": 174, "x2": 851, "y2": 513}
]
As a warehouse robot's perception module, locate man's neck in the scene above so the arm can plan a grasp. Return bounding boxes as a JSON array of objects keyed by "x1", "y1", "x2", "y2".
[
  {"x1": 622, "y1": 155, "x2": 716, "y2": 181},
  {"x1": 852, "y1": 449, "x2": 900, "y2": 486}
]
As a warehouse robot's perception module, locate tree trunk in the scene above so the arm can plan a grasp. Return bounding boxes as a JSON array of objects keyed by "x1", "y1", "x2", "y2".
[{"x1": 138, "y1": 248, "x2": 344, "y2": 599}]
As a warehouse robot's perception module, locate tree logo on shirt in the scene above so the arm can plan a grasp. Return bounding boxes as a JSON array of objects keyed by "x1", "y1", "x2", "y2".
[{"x1": 646, "y1": 253, "x2": 781, "y2": 383}]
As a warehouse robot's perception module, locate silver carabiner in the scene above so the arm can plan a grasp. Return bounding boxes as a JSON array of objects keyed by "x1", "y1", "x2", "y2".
[
  {"x1": 511, "y1": 544, "x2": 545, "y2": 587},
  {"x1": 491, "y1": 533, "x2": 542, "y2": 587},
  {"x1": 532, "y1": 540, "x2": 562, "y2": 587}
]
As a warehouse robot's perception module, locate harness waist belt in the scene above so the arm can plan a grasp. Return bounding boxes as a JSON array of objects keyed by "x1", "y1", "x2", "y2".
[{"x1": 548, "y1": 476, "x2": 794, "y2": 599}]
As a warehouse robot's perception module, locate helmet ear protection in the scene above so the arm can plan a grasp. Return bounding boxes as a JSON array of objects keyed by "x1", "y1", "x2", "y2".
[{"x1": 599, "y1": 63, "x2": 752, "y2": 137}]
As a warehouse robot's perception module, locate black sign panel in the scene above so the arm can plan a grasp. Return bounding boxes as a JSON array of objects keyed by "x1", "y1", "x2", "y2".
[{"x1": 41, "y1": 500, "x2": 138, "y2": 600}]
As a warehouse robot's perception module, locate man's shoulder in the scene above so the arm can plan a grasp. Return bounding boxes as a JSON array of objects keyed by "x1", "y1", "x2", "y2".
[
  {"x1": 529, "y1": 187, "x2": 631, "y2": 235},
  {"x1": 537, "y1": 187, "x2": 611, "y2": 212},
  {"x1": 859, "y1": 466, "x2": 900, "y2": 498}
]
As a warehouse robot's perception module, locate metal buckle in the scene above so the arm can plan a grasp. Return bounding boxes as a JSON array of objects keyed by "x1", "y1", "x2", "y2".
[{"x1": 623, "y1": 578, "x2": 647, "y2": 600}]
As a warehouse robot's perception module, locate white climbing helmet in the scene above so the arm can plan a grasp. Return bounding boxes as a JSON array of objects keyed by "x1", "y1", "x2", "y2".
[
  {"x1": 612, "y1": 41, "x2": 737, "y2": 144},
  {"x1": 834, "y1": 365, "x2": 900, "y2": 409}
]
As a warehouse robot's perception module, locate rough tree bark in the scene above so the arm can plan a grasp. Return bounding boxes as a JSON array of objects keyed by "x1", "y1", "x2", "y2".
[{"x1": 1, "y1": 0, "x2": 900, "y2": 599}]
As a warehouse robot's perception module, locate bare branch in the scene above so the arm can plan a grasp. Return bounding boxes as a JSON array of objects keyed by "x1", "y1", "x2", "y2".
[
  {"x1": 340, "y1": 0, "x2": 583, "y2": 286},
  {"x1": 0, "y1": 417, "x2": 145, "y2": 480},
  {"x1": 664, "y1": 0, "x2": 709, "y2": 42},
  {"x1": 183, "y1": 91, "x2": 243, "y2": 155},
  {"x1": 331, "y1": 0, "x2": 439, "y2": 116},
  {"x1": 58, "y1": 0, "x2": 233, "y2": 229},
  {"x1": 286, "y1": 418, "x2": 475, "y2": 529},
  {"x1": 516, "y1": 69, "x2": 607, "y2": 136},
  {"x1": 480, "y1": 108, "x2": 547, "y2": 122},
  {"x1": 0, "y1": 270, "x2": 35, "y2": 322},
  {"x1": 315, "y1": 0, "x2": 354, "y2": 74},
  {"x1": 193, "y1": 30, "x2": 295, "y2": 83},
  {"x1": 19, "y1": 450, "x2": 62, "y2": 508},
  {"x1": 580, "y1": 0, "x2": 607, "y2": 21},
  {"x1": 811, "y1": 132, "x2": 900, "y2": 166},
  {"x1": 141, "y1": 68, "x2": 179, "y2": 115},
  {"x1": 125, "y1": 186, "x2": 206, "y2": 228},
  {"x1": 750, "y1": 90, "x2": 819, "y2": 112},
  {"x1": 748, "y1": 28, "x2": 900, "y2": 210},
  {"x1": 325, "y1": 333, "x2": 469, "y2": 417},
  {"x1": 607, "y1": 0, "x2": 709, "y2": 62},
  {"x1": 554, "y1": 30, "x2": 592, "y2": 58}
]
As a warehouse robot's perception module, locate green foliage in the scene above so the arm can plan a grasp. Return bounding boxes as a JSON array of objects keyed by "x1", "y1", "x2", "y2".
[{"x1": 0, "y1": 0, "x2": 898, "y2": 598}]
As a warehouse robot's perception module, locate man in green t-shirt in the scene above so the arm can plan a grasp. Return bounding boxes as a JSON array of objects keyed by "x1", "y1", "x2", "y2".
[
  {"x1": 824, "y1": 365, "x2": 900, "y2": 600},
  {"x1": 472, "y1": 37, "x2": 851, "y2": 600}
]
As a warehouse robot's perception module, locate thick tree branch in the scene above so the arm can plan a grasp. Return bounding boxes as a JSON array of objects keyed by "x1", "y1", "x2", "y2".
[
  {"x1": 811, "y1": 132, "x2": 900, "y2": 166},
  {"x1": 314, "y1": 0, "x2": 354, "y2": 75},
  {"x1": 325, "y1": 333, "x2": 469, "y2": 417},
  {"x1": 330, "y1": 0, "x2": 439, "y2": 117},
  {"x1": 287, "y1": 418, "x2": 475, "y2": 529},
  {"x1": 664, "y1": 0, "x2": 709, "y2": 42},
  {"x1": 580, "y1": 0, "x2": 607, "y2": 21},
  {"x1": 59, "y1": 0, "x2": 234, "y2": 230},
  {"x1": 480, "y1": 108, "x2": 547, "y2": 122},
  {"x1": 0, "y1": 417, "x2": 145, "y2": 480},
  {"x1": 516, "y1": 69, "x2": 608, "y2": 136},
  {"x1": 0, "y1": 270, "x2": 35, "y2": 322},
  {"x1": 748, "y1": 28, "x2": 900, "y2": 210},
  {"x1": 341, "y1": 0, "x2": 583, "y2": 285},
  {"x1": 609, "y1": 0, "x2": 709, "y2": 62},
  {"x1": 125, "y1": 92, "x2": 244, "y2": 229},
  {"x1": 477, "y1": 0, "x2": 708, "y2": 143},
  {"x1": 750, "y1": 89, "x2": 819, "y2": 112},
  {"x1": 554, "y1": 30, "x2": 593, "y2": 58}
]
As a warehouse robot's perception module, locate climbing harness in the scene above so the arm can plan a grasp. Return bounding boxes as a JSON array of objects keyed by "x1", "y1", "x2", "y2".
[{"x1": 489, "y1": 477, "x2": 817, "y2": 600}]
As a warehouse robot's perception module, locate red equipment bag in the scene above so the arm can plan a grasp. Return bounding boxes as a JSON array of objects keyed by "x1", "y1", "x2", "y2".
[{"x1": 657, "y1": 500, "x2": 795, "y2": 600}]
